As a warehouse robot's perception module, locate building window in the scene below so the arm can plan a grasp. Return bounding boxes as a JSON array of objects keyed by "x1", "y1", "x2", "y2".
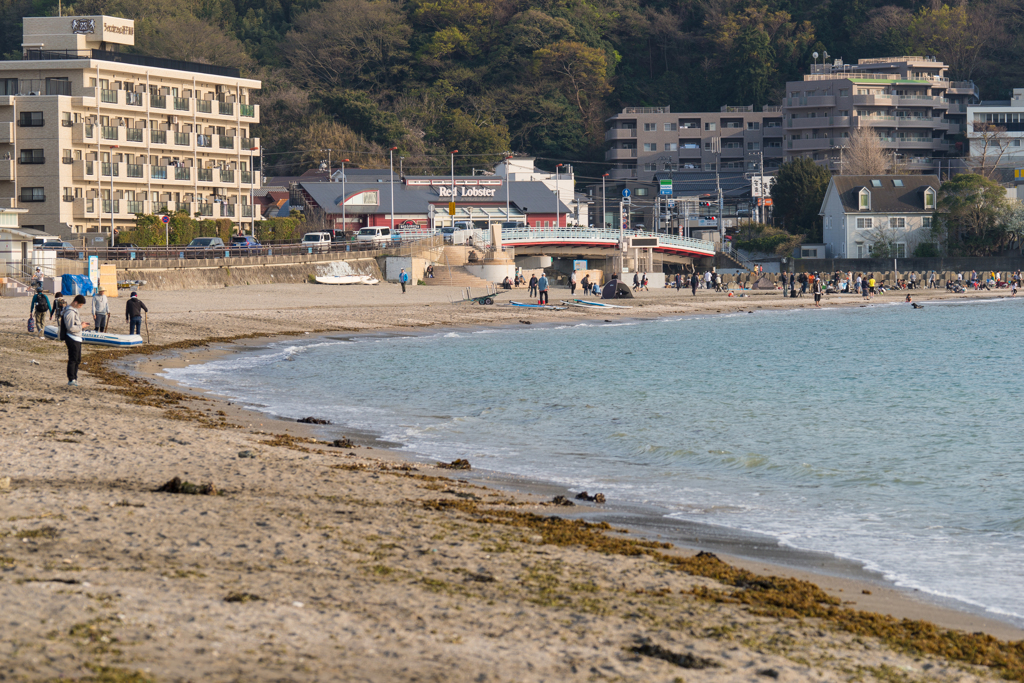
[
  {"x1": 19, "y1": 149, "x2": 45, "y2": 164},
  {"x1": 857, "y1": 218, "x2": 872, "y2": 229},
  {"x1": 665, "y1": 143, "x2": 677, "y2": 151},
  {"x1": 747, "y1": 122, "x2": 760, "y2": 130},
  {"x1": 644, "y1": 163, "x2": 657, "y2": 171},
  {"x1": 704, "y1": 122, "x2": 716, "y2": 131},
  {"x1": 890, "y1": 217, "x2": 906, "y2": 229},
  {"x1": 635, "y1": 188, "x2": 649, "y2": 196},
  {"x1": 705, "y1": 163, "x2": 716, "y2": 171},
  {"x1": 747, "y1": 142, "x2": 760, "y2": 151},
  {"x1": 19, "y1": 112, "x2": 44, "y2": 127},
  {"x1": 893, "y1": 179, "x2": 904, "y2": 187},
  {"x1": 924, "y1": 188, "x2": 936, "y2": 209},
  {"x1": 895, "y1": 243, "x2": 906, "y2": 258},
  {"x1": 643, "y1": 143, "x2": 656, "y2": 152},
  {"x1": 858, "y1": 245, "x2": 865, "y2": 258},
  {"x1": 644, "y1": 123, "x2": 656, "y2": 131},
  {"x1": 664, "y1": 123, "x2": 677, "y2": 131},
  {"x1": 922, "y1": 216, "x2": 932, "y2": 229},
  {"x1": 20, "y1": 187, "x2": 45, "y2": 202},
  {"x1": 839, "y1": 89, "x2": 849, "y2": 97}
]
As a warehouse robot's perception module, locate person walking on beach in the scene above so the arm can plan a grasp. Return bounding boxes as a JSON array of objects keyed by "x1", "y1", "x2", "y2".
[
  {"x1": 641, "y1": 273, "x2": 649, "y2": 291},
  {"x1": 537, "y1": 272, "x2": 549, "y2": 305},
  {"x1": 528, "y1": 274, "x2": 538, "y2": 298},
  {"x1": 580, "y1": 274, "x2": 590, "y2": 297},
  {"x1": 61, "y1": 294, "x2": 89, "y2": 387},
  {"x1": 812, "y1": 277, "x2": 823, "y2": 307},
  {"x1": 690, "y1": 272, "x2": 698, "y2": 296},
  {"x1": 632, "y1": 273, "x2": 640, "y2": 291},
  {"x1": 569, "y1": 270, "x2": 577, "y2": 296},
  {"x1": 30, "y1": 287, "x2": 50, "y2": 337},
  {"x1": 92, "y1": 287, "x2": 110, "y2": 332},
  {"x1": 398, "y1": 268, "x2": 409, "y2": 293},
  {"x1": 125, "y1": 292, "x2": 148, "y2": 336},
  {"x1": 868, "y1": 276, "x2": 876, "y2": 295},
  {"x1": 675, "y1": 273, "x2": 682, "y2": 290}
]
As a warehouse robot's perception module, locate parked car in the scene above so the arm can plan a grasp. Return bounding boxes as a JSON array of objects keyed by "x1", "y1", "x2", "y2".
[
  {"x1": 229, "y1": 235, "x2": 262, "y2": 250},
  {"x1": 37, "y1": 241, "x2": 79, "y2": 258},
  {"x1": 301, "y1": 231, "x2": 332, "y2": 251},
  {"x1": 184, "y1": 237, "x2": 226, "y2": 258},
  {"x1": 356, "y1": 226, "x2": 393, "y2": 246}
]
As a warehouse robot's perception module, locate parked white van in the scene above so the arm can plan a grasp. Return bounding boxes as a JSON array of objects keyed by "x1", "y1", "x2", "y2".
[
  {"x1": 301, "y1": 231, "x2": 332, "y2": 251},
  {"x1": 356, "y1": 227, "x2": 393, "y2": 246}
]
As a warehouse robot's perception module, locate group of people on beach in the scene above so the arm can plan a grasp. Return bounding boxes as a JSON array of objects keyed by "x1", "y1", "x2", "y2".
[{"x1": 29, "y1": 286, "x2": 148, "y2": 386}]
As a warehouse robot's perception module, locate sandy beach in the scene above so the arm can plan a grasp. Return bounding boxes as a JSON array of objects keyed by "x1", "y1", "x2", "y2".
[{"x1": 2, "y1": 281, "x2": 1023, "y2": 682}]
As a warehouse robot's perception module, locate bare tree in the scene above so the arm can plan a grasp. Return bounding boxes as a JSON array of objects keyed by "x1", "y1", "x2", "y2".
[
  {"x1": 844, "y1": 128, "x2": 889, "y2": 175},
  {"x1": 868, "y1": 219, "x2": 907, "y2": 257},
  {"x1": 967, "y1": 123, "x2": 1015, "y2": 179}
]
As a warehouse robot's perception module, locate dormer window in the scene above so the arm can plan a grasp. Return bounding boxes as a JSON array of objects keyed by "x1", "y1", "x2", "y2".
[
  {"x1": 859, "y1": 188, "x2": 871, "y2": 210},
  {"x1": 923, "y1": 187, "x2": 936, "y2": 210}
]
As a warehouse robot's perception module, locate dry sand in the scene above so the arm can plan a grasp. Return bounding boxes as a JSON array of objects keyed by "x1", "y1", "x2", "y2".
[{"x1": 1, "y1": 282, "x2": 1022, "y2": 682}]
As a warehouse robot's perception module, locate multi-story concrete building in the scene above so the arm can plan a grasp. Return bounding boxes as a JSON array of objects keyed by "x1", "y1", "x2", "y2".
[
  {"x1": 966, "y1": 89, "x2": 1024, "y2": 171},
  {"x1": 0, "y1": 16, "x2": 261, "y2": 240},
  {"x1": 782, "y1": 56, "x2": 977, "y2": 172},
  {"x1": 604, "y1": 105, "x2": 785, "y2": 182}
]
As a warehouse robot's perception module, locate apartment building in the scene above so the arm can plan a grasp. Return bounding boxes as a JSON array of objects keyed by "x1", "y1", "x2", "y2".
[
  {"x1": 966, "y1": 89, "x2": 1024, "y2": 169},
  {"x1": 0, "y1": 16, "x2": 261, "y2": 240},
  {"x1": 604, "y1": 105, "x2": 785, "y2": 182},
  {"x1": 782, "y1": 56, "x2": 978, "y2": 171}
]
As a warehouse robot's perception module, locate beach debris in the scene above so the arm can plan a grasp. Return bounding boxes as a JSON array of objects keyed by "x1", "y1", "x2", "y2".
[
  {"x1": 632, "y1": 639, "x2": 719, "y2": 669},
  {"x1": 224, "y1": 592, "x2": 261, "y2": 603},
  {"x1": 30, "y1": 360, "x2": 39, "y2": 365},
  {"x1": 113, "y1": 500, "x2": 145, "y2": 508},
  {"x1": 758, "y1": 669, "x2": 780, "y2": 679},
  {"x1": 238, "y1": 450, "x2": 256, "y2": 458},
  {"x1": 519, "y1": 320, "x2": 531, "y2": 324},
  {"x1": 438, "y1": 458, "x2": 472, "y2": 470},
  {"x1": 862, "y1": 589, "x2": 872, "y2": 595},
  {"x1": 297, "y1": 416, "x2": 331, "y2": 424},
  {"x1": 574, "y1": 491, "x2": 606, "y2": 504},
  {"x1": 0, "y1": 476, "x2": 11, "y2": 490},
  {"x1": 155, "y1": 477, "x2": 219, "y2": 496},
  {"x1": 465, "y1": 571, "x2": 496, "y2": 583},
  {"x1": 331, "y1": 437, "x2": 355, "y2": 448},
  {"x1": 551, "y1": 495, "x2": 575, "y2": 506},
  {"x1": 168, "y1": 437, "x2": 190, "y2": 446}
]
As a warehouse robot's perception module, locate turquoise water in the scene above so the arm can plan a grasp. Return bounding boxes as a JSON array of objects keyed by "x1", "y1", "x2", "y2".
[{"x1": 164, "y1": 298, "x2": 1024, "y2": 624}]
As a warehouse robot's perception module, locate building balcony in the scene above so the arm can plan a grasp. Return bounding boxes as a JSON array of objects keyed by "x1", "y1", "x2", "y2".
[
  {"x1": 948, "y1": 80, "x2": 979, "y2": 97},
  {"x1": 196, "y1": 99, "x2": 212, "y2": 114},
  {"x1": 787, "y1": 137, "x2": 835, "y2": 151},
  {"x1": 605, "y1": 148, "x2": 638, "y2": 161},
  {"x1": 852, "y1": 94, "x2": 894, "y2": 106},
  {"x1": 220, "y1": 170, "x2": 234, "y2": 183},
  {"x1": 125, "y1": 128, "x2": 145, "y2": 143},
  {"x1": 605, "y1": 127, "x2": 638, "y2": 141},
  {"x1": 220, "y1": 203, "x2": 235, "y2": 217},
  {"x1": 878, "y1": 137, "x2": 943, "y2": 150},
  {"x1": 893, "y1": 117, "x2": 940, "y2": 129},
  {"x1": 173, "y1": 97, "x2": 191, "y2": 112},
  {"x1": 607, "y1": 167, "x2": 638, "y2": 180},
  {"x1": 198, "y1": 168, "x2": 213, "y2": 182},
  {"x1": 0, "y1": 122, "x2": 11, "y2": 144},
  {"x1": 150, "y1": 166, "x2": 168, "y2": 180},
  {"x1": 218, "y1": 135, "x2": 235, "y2": 150},
  {"x1": 242, "y1": 205, "x2": 253, "y2": 217},
  {"x1": 72, "y1": 198, "x2": 98, "y2": 218},
  {"x1": 0, "y1": 159, "x2": 12, "y2": 181},
  {"x1": 151, "y1": 130, "x2": 167, "y2": 145},
  {"x1": 241, "y1": 170, "x2": 253, "y2": 184},
  {"x1": 894, "y1": 95, "x2": 947, "y2": 108},
  {"x1": 241, "y1": 137, "x2": 256, "y2": 151},
  {"x1": 99, "y1": 88, "x2": 119, "y2": 105},
  {"x1": 786, "y1": 95, "x2": 836, "y2": 108},
  {"x1": 678, "y1": 145, "x2": 702, "y2": 157},
  {"x1": 150, "y1": 94, "x2": 167, "y2": 109},
  {"x1": 787, "y1": 116, "x2": 844, "y2": 130},
  {"x1": 126, "y1": 92, "x2": 144, "y2": 107},
  {"x1": 72, "y1": 160, "x2": 97, "y2": 181},
  {"x1": 219, "y1": 102, "x2": 233, "y2": 116},
  {"x1": 197, "y1": 134, "x2": 213, "y2": 148},
  {"x1": 71, "y1": 123, "x2": 95, "y2": 143}
]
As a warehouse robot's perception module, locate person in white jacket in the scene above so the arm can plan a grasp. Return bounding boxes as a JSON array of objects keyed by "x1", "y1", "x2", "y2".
[{"x1": 92, "y1": 287, "x2": 110, "y2": 333}]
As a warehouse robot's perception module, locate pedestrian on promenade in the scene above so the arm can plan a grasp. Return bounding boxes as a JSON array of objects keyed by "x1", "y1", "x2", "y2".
[
  {"x1": 30, "y1": 287, "x2": 50, "y2": 337},
  {"x1": 528, "y1": 275, "x2": 538, "y2": 298},
  {"x1": 399, "y1": 268, "x2": 409, "y2": 293},
  {"x1": 92, "y1": 287, "x2": 110, "y2": 332},
  {"x1": 61, "y1": 294, "x2": 89, "y2": 386},
  {"x1": 125, "y1": 292, "x2": 148, "y2": 336},
  {"x1": 537, "y1": 272, "x2": 549, "y2": 305}
]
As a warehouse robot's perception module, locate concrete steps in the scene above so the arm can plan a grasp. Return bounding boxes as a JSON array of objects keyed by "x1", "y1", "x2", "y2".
[
  {"x1": 1, "y1": 277, "x2": 32, "y2": 297},
  {"x1": 421, "y1": 266, "x2": 493, "y2": 288}
]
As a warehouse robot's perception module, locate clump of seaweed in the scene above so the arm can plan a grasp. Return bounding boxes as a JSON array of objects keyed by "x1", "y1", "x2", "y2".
[
  {"x1": 437, "y1": 459, "x2": 471, "y2": 470},
  {"x1": 155, "y1": 477, "x2": 218, "y2": 496}
]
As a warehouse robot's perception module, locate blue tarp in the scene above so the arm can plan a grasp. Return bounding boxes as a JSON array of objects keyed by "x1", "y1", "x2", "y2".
[{"x1": 61, "y1": 274, "x2": 95, "y2": 296}]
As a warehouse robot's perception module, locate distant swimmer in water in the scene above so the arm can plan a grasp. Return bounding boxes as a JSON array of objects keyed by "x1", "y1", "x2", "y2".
[{"x1": 911, "y1": 302, "x2": 924, "y2": 309}]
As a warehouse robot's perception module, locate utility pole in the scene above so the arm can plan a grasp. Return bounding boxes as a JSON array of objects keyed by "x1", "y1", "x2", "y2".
[
  {"x1": 341, "y1": 158, "x2": 349, "y2": 234},
  {"x1": 602, "y1": 173, "x2": 608, "y2": 230}
]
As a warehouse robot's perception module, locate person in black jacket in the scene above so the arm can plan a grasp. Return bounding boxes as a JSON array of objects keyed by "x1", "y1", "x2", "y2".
[
  {"x1": 125, "y1": 292, "x2": 148, "y2": 336},
  {"x1": 30, "y1": 287, "x2": 50, "y2": 337}
]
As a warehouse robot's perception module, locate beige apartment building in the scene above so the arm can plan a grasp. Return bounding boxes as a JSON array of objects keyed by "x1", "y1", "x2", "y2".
[
  {"x1": 0, "y1": 16, "x2": 261, "y2": 240},
  {"x1": 782, "y1": 56, "x2": 978, "y2": 171},
  {"x1": 605, "y1": 105, "x2": 785, "y2": 181}
]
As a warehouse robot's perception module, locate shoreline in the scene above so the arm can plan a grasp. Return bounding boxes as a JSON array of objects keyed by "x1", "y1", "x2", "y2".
[
  {"x1": 127, "y1": 293, "x2": 1024, "y2": 640},
  {"x1": 4, "y1": 282, "x2": 1024, "y2": 681}
]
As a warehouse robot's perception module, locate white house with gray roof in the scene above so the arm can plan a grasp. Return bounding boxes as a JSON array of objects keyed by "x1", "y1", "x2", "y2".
[{"x1": 819, "y1": 175, "x2": 939, "y2": 258}]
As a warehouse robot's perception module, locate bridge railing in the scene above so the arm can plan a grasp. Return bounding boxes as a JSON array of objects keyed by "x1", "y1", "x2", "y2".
[{"x1": 499, "y1": 227, "x2": 715, "y2": 254}]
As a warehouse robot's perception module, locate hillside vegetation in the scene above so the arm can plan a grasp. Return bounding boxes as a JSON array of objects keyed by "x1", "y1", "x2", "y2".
[{"x1": 2, "y1": 0, "x2": 1022, "y2": 175}]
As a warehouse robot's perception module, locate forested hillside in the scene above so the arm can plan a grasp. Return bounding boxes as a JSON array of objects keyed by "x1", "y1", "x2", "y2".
[{"x1": 3, "y1": 0, "x2": 1022, "y2": 175}]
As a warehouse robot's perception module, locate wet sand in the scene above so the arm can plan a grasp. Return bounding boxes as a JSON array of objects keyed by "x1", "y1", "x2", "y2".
[{"x1": 1, "y1": 282, "x2": 1021, "y2": 682}]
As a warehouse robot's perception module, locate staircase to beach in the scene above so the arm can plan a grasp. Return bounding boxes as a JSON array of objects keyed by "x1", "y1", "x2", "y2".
[
  {"x1": 1, "y1": 277, "x2": 32, "y2": 297},
  {"x1": 421, "y1": 246, "x2": 495, "y2": 288}
]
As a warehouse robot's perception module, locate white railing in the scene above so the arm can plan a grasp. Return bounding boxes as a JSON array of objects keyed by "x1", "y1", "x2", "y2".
[{"x1": 499, "y1": 227, "x2": 716, "y2": 255}]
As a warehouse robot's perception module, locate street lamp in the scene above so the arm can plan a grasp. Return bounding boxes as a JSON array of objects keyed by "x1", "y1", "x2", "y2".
[
  {"x1": 602, "y1": 172, "x2": 609, "y2": 230},
  {"x1": 504, "y1": 152, "x2": 511, "y2": 227},
  {"x1": 341, "y1": 159, "x2": 349, "y2": 235},
  {"x1": 109, "y1": 145, "x2": 118, "y2": 247},
  {"x1": 389, "y1": 147, "x2": 398, "y2": 232},
  {"x1": 555, "y1": 163, "x2": 563, "y2": 228},
  {"x1": 450, "y1": 150, "x2": 458, "y2": 229}
]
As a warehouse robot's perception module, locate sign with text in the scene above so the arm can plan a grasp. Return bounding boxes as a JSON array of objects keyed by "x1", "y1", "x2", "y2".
[
  {"x1": 438, "y1": 186, "x2": 497, "y2": 198},
  {"x1": 660, "y1": 178, "x2": 673, "y2": 195},
  {"x1": 751, "y1": 175, "x2": 776, "y2": 198}
]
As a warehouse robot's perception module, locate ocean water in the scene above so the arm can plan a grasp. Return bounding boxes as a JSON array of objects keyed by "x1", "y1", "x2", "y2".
[{"x1": 163, "y1": 298, "x2": 1024, "y2": 624}]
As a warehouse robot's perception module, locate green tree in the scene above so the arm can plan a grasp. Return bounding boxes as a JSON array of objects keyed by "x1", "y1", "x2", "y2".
[
  {"x1": 770, "y1": 158, "x2": 831, "y2": 241},
  {"x1": 731, "y1": 26, "x2": 776, "y2": 109},
  {"x1": 533, "y1": 40, "x2": 613, "y2": 140},
  {"x1": 908, "y1": 4, "x2": 986, "y2": 81},
  {"x1": 935, "y1": 173, "x2": 1009, "y2": 255}
]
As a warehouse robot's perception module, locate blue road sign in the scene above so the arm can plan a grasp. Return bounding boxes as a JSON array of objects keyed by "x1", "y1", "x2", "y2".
[{"x1": 622, "y1": 189, "x2": 631, "y2": 198}]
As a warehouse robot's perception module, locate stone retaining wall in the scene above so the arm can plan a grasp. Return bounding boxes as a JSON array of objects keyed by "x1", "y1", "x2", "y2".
[{"x1": 120, "y1": 258, "x2": 382, "y2": 291}]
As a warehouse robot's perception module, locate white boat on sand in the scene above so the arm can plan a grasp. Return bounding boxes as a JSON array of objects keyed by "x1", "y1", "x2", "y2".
[
  {"x1": 43, "y1": 325, "x2": 144, "y2": 348},
  {"x1": 314, "y1": 275, "x2": 379, "y2": 285}
]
